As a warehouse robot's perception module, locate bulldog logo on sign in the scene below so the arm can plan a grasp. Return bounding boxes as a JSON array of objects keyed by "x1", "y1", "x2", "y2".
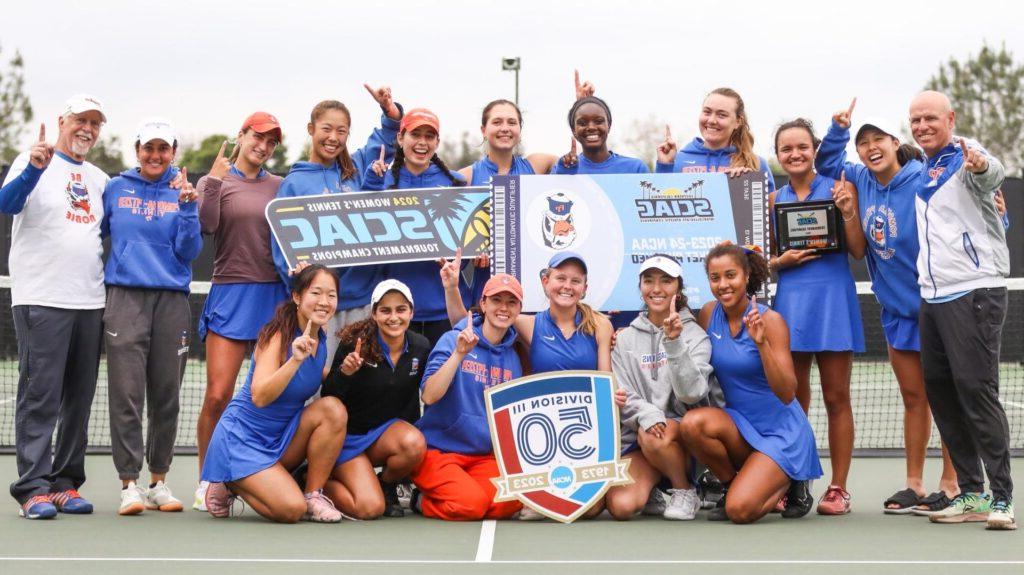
[{"x1": 486, "y1": 371, "x2": 631, "y2": 523}]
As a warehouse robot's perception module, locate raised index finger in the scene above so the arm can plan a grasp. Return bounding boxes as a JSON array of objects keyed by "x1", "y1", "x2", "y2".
[
  {"x1": 38, "y1": 123, "x2": 46, "y2": 143},
  {"x1": 215, "y1": 140, "x2": 228, "y2": 160},
  {"x1": 363, "y1": 83, "x2": 376, "y2": 98},
  {"x1": 574, "y1": 69, "x2": 581, "y2": 91},
  {"x1": 303, "y1": 317, "x2": 313, "y2": 337},
  {"x1": 847, "y1": 97, "x2": 857, "y2": 117},
  {"x1": 355, "y1": 337, "x2": 362, "y2": 355},
  {"x1": 840, "y1": 170, "x2": 847, "y2": 186},
  {"x1": 960, "y1": 138, "x2": 970, "y2": 157},
  {"x1": 379, "y1": 145, "x2": 386, "y2": 163},
  {"x1": 665, "y1": 124, "x2": 672, "y2": 140}
]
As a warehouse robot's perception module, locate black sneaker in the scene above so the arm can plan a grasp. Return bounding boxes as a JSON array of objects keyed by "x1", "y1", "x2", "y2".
[
  {"x1": 707, "y1": 487, "x2": 729, "y2": 521},
  {"x1": 782, "y1": 480, "x2": 813, "y2": 519},
  {"x1": 409, "y1": 487, "x2": 423, "y2": 515},
  {"x1": 378, "y1": 472, "x2": 405, "y2": 518},
  {"x1": 697, "y1": 469, "x2": 724, "y2": 510}
]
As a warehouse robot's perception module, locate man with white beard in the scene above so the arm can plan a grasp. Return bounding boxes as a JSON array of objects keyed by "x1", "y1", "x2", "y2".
[{"x1": 0, "y1": 95, "x2": 109, "y2": 519}]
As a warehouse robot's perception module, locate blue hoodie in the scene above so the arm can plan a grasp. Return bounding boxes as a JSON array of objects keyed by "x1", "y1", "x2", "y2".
[
  {"x1": 469, "y1": 155, "x2": 536, "y2": 186},
  {"x1": 271, "y1": 110, "x2": 401, "y2": 309},
  {"x1": 815, "y1": 121, "x2": 922, "y2": 318},
  {"x1": 655, "y1": 137, "x2": 776, "y2": 195},
  {"x1": 363, "y1": 162, "x2": 484, "y2": 322},
  {"x1": 550, "y1": 151, "x2": 648, "y2": 175},
  {"x1": 101, "y1": 166, "x2": 202, "y2": 292},
  {"x1": 416, "y1": 315, "x2": 522, "y2": 454}
]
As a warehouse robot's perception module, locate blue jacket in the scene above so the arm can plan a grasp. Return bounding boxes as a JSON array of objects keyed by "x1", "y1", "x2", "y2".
[
  {"x1": 101, "y1": 167, "x2": 202, "y2": 292},
  {"x1": 416, "y1": 315, "x2": 522, "y2": 454},
  {"x1": 550, "y1": 151, "x2": 648, "y2": 175},
  {"x1": 470, "y1": 155, "x2": 536, "y2": 186},
  {"x1": 271, "y1": 110, "x2": 401, "y2": 309},
  {"x1": 364, "y1": 162, "x2": 483, "y2": 322},
  {"x1": 815, "y1": 121, "x2": 922, "y2": 317},
  {"x1": 655, "y1": 137, "x2": 776, "y2": 195}
]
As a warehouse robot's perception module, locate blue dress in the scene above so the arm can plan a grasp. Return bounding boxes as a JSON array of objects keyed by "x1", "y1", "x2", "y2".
[
  {"x1": 528, "y1": 309, "x2": 599, "y2": 372},
  {"x1": 707, "y1": 302, "x2": 822, "y2": 481},
  {"x1": 470, "y1": 155, "x2": 536, "y2": 185},
  {"x1": 201, "y1": 329, "x2": 327, "y2": 482},
  {"x1": 772, "y1": 175, "x2": 865, "y2": 352}
]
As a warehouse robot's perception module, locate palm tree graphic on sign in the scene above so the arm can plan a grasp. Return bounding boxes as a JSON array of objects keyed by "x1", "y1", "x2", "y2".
[{"x1": 425, "y1": 191, "x2": 470, "y2": 250}]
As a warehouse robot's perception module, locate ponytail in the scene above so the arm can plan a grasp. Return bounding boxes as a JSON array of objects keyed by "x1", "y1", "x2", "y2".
[
  {"x1": 896, "y1": 143, "x2": 923, "y2": 166},
  {"x1": 575, "y1": 302, "x2": 608, "y2": 337},
  {"x1": 388, "y1": 145, "x2": 404, "y2": 190}
]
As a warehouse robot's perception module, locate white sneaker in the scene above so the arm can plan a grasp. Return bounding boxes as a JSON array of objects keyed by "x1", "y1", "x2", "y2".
[
  {"x1": 144, "y1": 481, "x2": 183, "y2": 512},
  {"x1": 663, "y1": 488, "x2": 700, "y2": 521},
  {"x1": 119, "y1": 482, "x2": 145, "y2": 516},
  {"x1": 193, "y1": 481, "x2": 209, "y2": 511},
  {"x1": 642, "y1": 487, "x2": 668, "y2": 515},
  {"x1": 516, "y1": 506, "x2": 546, "y2": 521}
]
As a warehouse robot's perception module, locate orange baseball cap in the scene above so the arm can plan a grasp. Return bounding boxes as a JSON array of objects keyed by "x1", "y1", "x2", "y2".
[
  {"x1": 241, "y1": 111, "x2": 282, "y2": 139},
  {"x1": 400, "y1": 108, "x2": 440, "y2": 134},
  {"x1": 482, "y1": 274, "x2": 523, "y2": 301}
]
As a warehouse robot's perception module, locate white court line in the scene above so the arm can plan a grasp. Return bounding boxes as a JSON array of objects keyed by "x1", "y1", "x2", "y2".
[
  {"x1": 0, "y1": 558, "x2": 1021, "y2": 565},
  {"x1": 1004, "y1": 401, "x2": 1024, "y2": 410},
  {"x1": 474, "y1": 519, "x2": 496, "y2": 562}
]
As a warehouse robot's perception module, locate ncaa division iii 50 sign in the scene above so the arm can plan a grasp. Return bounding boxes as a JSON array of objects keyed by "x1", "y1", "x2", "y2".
[{"x1": 485, "y1": 371, "x2": 632, "y2": 523}]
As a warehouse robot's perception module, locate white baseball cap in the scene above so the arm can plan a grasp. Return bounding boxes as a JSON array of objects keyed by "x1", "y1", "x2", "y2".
[
  {"x1": 135, "y1": 117, "x2": 177, "y2": 147},
  {"x1": 371, "y1": 279, "x2": 414, "y2": 308},
  {"x1": 639, "y1": 254, "x2": 683, "y2": 278},
  {"x1": 855, "y1": 116, "x2": 900, "y2": 142},
  {"x1": 63, "y1": 94, "x2": 106, "y2": 122}
]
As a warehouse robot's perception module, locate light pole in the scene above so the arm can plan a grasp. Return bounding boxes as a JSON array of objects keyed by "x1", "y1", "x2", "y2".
[{"x1": 502, "y1": 57, "x2": 521, "y2": 107}]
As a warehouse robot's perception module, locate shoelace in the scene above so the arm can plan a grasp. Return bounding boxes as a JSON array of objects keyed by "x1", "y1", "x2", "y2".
[
  {"x1": 991, "y1": 500, "x2": 1011, "y2": 513},
  {"x1": 50, "y1": 489, "x2": 82, "y2": 506},
  {"x1": 26, "y1": 495, "x2": 51, "y2": 508},
  {"x1": 307, "y1": 490, "x2": 360, "y2": 522}
]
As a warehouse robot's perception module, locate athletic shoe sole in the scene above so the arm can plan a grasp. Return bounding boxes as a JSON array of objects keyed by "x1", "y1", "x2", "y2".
[
  {"x1": 18, "y1": 508, "x2": 57, "y2": 520},
  {"x1": 119, "y1": 502, "x2": 145, "y2": 516},
  {"x1": 985, "y1": 521, "x2": 1018, "y2": 530},
  {"x1": 145, "y1": 501, "x2": 183, "y2": 512},
  {"x1": 929, "y1": 512, "x2": 989, "y2": 523},
  {"x1": 883, "y1": 507, "x2": 918, "y2": 515}
]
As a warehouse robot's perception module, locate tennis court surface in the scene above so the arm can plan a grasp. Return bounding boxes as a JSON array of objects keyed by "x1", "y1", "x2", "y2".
[{"x1": 0, "y1": 455, "x2": 1019, "y2": 575}]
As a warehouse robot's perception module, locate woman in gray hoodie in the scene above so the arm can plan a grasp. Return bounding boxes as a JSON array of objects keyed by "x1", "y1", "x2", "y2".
[{"x1": 598, "y1": 255, "x2": 715, "y2": 521}]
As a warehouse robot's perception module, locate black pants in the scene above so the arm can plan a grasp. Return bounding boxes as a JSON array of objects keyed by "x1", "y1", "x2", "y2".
[
  {"x1": 919, "y1": 287, "x2": 1013, "y2": 501},
  {"x1": 9, "y1": 306, "x2": 103, "y2": 504}
]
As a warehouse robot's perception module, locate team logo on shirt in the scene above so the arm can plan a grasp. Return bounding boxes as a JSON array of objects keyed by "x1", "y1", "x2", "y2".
[
  {"x1": 64, "y1": 173, "x2": 97, "y2": 224},
  {"x1": 486, "y1": 371, "x2": 632, "y2": 523},
  {"x1": 409, "y1": 358, "x2": 420, "y2": 377},
  {"x1": 634, "y1": 179, "x2": 714, "y2": 222},
  {"x1": 863, "y1": 204, "x2": 898, "y2": 260},
  {"x1": 541, "y1": 192, "x2": 578, "y2": 249}
]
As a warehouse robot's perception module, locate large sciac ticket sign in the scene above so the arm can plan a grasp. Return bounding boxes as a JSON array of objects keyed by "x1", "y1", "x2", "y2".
[
  {"x1": 490, "y1": 173, "x2": 770, "y2": 312},
  {"x1": 266, "y1": 186, "x2": 492, "y2": 269}
]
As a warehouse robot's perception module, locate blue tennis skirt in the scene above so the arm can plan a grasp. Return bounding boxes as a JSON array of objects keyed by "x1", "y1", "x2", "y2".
[
  {"x1": 880, "y1": 307, "x2": 920, "y2": 352},
  {"x1": 336, "y1": 418, "x2": 401, "y2": 465},
  {"x1": 199, "y1": 282, "x2": 290, "y2": 341}
]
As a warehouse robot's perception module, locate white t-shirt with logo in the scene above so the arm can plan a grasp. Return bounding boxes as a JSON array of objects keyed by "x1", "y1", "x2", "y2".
[{"x1": 4, "y1": 152, "x2": 108, "y2": 309}]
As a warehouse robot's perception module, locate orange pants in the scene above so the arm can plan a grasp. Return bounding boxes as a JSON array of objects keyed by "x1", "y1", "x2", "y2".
[{"x1": 410, "y1": 450, "x2": 522, "y2": 521}]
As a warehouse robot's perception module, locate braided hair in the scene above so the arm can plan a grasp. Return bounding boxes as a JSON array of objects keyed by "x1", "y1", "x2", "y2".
[{"x1": 388, "y1": 144, "x2": 466, "y2": 190}]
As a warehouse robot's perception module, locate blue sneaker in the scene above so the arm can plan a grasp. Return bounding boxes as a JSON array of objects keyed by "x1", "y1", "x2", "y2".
[
  {"x1": 50, "y1": 489, "x2": 93, "y2": 514},
  {"x1": 19, "y1": 495, "x2": 57, "y2": 519}
]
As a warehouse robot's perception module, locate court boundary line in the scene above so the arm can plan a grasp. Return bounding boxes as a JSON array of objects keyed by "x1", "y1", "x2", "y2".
[
  {"x1": 474, "y1": 520, "x2": 495, "y2": 562},
  {"x1": 0, "y1": 557, "x2": 1021, "y2": 565}
]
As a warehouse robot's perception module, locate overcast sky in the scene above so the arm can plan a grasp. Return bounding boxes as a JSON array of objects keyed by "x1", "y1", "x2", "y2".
[{"x1": 3, "y1": 0, "x2": 1023, "y2": 168}]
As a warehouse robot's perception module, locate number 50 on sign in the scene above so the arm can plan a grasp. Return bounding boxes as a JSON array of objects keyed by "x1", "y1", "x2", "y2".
[{"x1": 485, "y1": 371, "x2": 632, "y2": 523}]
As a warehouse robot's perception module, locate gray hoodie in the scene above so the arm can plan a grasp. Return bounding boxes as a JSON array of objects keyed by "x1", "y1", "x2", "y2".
[{"x1": 612, "y1": 309, "x2": 718, "y2": 447}]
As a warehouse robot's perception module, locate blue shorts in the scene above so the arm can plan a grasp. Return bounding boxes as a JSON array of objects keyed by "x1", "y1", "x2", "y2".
[
  {"x1": 880, "y1": 307, "x2": 920, "y2": 352},
  {"x1": 198, "y1": 282, "x2": 290, "y2": 342}
]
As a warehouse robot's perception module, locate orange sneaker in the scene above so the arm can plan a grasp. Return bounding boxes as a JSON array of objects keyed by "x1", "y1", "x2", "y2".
[{"x1": 817, "y1": 485, "x2": 851, "y2": 515}]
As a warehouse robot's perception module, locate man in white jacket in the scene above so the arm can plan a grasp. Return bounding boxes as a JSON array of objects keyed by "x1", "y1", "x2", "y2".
[{"x1": 909, "y1": 90, "x2": 1014, "y2": 530}]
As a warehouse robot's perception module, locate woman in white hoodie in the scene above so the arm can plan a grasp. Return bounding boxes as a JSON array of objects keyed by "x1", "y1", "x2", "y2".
[{"x1": 597, "y1": 254, "x2": 715, "y2": 521}]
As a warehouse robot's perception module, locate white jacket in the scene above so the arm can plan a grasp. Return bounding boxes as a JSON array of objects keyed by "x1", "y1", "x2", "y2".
[{"x1": 915, "y1": 137, "x2": 1007, "y2": 299}]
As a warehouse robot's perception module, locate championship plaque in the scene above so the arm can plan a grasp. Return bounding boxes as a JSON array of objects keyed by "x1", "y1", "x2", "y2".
[{"x1": 774, "y1": 199, "x2": 843, "y2": 254}]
